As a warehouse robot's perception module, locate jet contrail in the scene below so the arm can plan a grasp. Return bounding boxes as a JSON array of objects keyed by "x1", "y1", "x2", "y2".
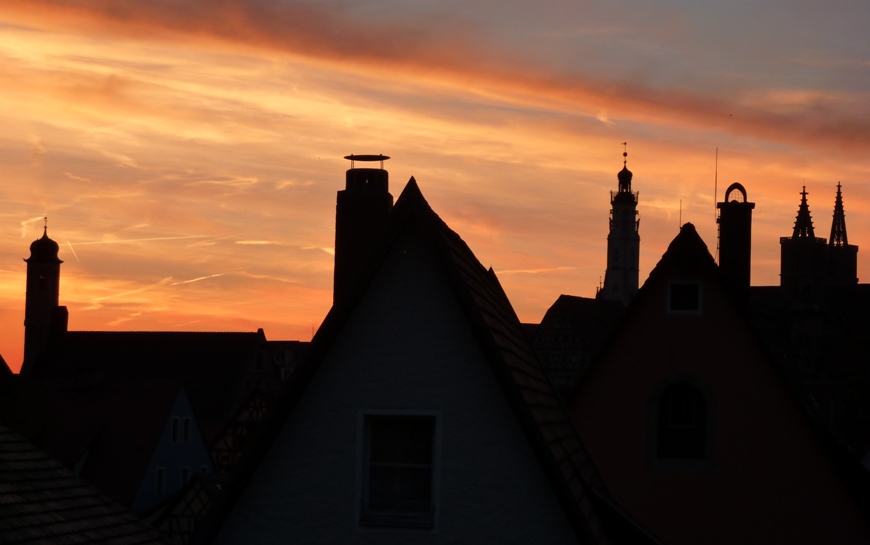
[
  {"x1": 170, "y1": 273, "x2": 224, "y2": 286},
  {"x1": 70, "y1": 235, "x2": 209, "y2": 246},
  {"x1": 66, "y1": 241, "x2": 80, "y2": 263},
  {"x1": 497, "y1": 266, "x2": 576, "y2": 275}
]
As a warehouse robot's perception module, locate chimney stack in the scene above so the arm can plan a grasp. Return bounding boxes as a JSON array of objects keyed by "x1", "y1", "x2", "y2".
[
  {"x1": 717, "y1": 183, "x2": 754, "y2": 306},
  {"x1": 333, "y1": 155, "x2": 393, "y2": 304}
]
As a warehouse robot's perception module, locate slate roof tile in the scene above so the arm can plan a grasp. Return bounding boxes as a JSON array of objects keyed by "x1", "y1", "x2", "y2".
[{"x1": 0, "y1": 427, "x2": 170, "y2": 544}]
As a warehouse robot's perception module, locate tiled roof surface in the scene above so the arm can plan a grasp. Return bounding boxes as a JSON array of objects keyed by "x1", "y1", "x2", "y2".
[
  {"x1": 0, "y1": 426, "x2": 170, "y2": 544},
  {"x1": 198, "y1": 178, "x2": 662, "y2": 545},
  {"x1": 531, "y1": 295, "x2": 625, "y2": 396},
  {"x1": 2, "y1": 379, "x2": 180, "y2": 507}
]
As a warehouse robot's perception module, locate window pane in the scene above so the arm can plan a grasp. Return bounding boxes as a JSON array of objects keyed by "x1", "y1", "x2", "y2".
[
  {"x1": 670, "y1": 284, "x2": 699, "y2": 311},
  {"x1": 370, "y1": 418, "x2": 434, "y2": 465},
  {"x1": 657, "y1": 383, "x2": 706, "y2": 459},
  {"x1": 369, "y1": 466, "x2": 432, "y2": 512}
]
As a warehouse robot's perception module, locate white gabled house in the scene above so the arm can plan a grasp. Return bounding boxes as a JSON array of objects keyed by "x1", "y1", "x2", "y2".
[{"x1": 197, "y1": 179, "x2": 661, "y2": 545}]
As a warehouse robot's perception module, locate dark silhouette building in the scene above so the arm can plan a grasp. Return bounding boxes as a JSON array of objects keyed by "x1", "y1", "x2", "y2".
[
  {"x1": 570, "y1": 223, "x2": 870, "y2": 545},
  {"x1": 22, "y1": 224, "x2": 67, "y2": 376},
  {"x1": 779, "y1": 185, "x2": 859, "y2": 298},
  {"x1": 780, "y1": 186, "x2": 829, "y2": 296},
  {"x1": 333, "y1": 154, "x2": 394, "y2": 304},
  {"x1": 827, "y1": 182, "x2": 859, "y2": 287},
  {"x1": 716, "y1": 182, "x2": 754, "y2": 304},
  {"x1": 598, "y1": 149, "x2": 640, "y2": 305}
]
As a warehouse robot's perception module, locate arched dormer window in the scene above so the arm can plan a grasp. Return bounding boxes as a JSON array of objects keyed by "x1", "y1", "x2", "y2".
[{"x1": 649, "y1": 377, "x2": 715, "y2": 469}]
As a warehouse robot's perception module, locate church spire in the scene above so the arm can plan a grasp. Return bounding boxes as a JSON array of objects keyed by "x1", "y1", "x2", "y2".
[
  {"x1": 792, "y1": 186, "x2": 815, "y2": 239},
  {"x1": 829, "y1": 182, "x2": 848, "y2": 247},
  {"x1": 598, "y1": 145, "x2": 640, "y2": 305}
]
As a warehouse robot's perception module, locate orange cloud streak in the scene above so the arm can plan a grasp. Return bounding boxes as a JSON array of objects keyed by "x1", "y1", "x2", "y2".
[{"x1": 1, "y1": 1, "x2": 868, "y2": 154}]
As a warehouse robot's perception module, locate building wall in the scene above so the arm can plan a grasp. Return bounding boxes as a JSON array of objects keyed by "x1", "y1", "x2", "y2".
[
  {"x1": 570, "y1": 256, "x2": 870, "y2": 545},
  {"x1": 131, "y1": 388, "x2": 213, "y2": 514},
  {"x1": 215, "y1": 227, "x2": 578, "y2": 545}
]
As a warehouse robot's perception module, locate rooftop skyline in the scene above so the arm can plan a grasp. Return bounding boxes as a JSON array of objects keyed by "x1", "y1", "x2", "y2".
[{"x1": 1, "y1": 1, "x2": 868, "y2": 372}]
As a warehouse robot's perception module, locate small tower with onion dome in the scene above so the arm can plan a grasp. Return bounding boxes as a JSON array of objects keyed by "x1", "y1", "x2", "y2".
[
  {"x1": 598, "y1": 144, "x2": 640, "y2": 306},
  {"x1": 22, "y1": 220, "x2": 66, "y2": 376}
]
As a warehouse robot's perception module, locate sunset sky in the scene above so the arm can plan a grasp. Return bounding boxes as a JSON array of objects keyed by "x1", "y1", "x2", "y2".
[{"x1": 1, "y1": 1, "x2": 868, "y2": 372}]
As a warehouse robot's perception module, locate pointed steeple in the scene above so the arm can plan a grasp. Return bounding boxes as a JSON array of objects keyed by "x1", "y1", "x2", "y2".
[
  {"x1": 792, "y1": 186, "x2": 815, "y2": 239},
  {"x1": 829, "y1": 182, "x2": 848, "y2": 247}
]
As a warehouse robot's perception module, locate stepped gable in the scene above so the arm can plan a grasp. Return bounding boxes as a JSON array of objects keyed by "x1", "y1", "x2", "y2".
[
  {"x1": 198, "y1": 178, "x2": 663, "y2": 545},
  {"x1": 0, "y1": 426, "x2": 171, "y2": 544}
]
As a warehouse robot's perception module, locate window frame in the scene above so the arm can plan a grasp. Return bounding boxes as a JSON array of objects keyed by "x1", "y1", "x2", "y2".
[
  {"x1": 647, "y1": 375, "x2": 717, "y2": 471},
  {"x1": 355, "y1": 409, "x2": 442, "y2": 531},
  {"x1": 667, "y1": 281, "x2": 704, "y2": 315}
]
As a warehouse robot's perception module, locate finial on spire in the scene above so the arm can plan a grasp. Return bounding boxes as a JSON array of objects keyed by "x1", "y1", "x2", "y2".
[
  {"x1": 792, "y1": 186, "x2": 816, "y2": 239},
  {"x1": 622, "y1": 142, "x2": 628, "y2": 166},
  {"x1": 43, "y1": 217, "x2": 47, "y2": 236},
  {"x1": 830, "y1": 182, "x2": 848, "y2": 247}
]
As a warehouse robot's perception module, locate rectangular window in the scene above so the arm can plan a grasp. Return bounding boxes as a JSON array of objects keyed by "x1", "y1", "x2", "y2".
[
  {"x1": 171, "y1": 418, "x2": 179, "y2": 443},
  {"x1": 668, "y1": 282, "x2": 702, "y2": 314},
  {"x1": 360, "y1": 414, "x2": 437, "y2": 529},
  {"x1": 156, "y1": 468, "x2": 165, "y2": 495},
  {"x1": 181, "y1": 467, "x2": 190, "y2": 484},
  {"x1": 183, "y1": 418, "x2": 191, "y2": 444}
]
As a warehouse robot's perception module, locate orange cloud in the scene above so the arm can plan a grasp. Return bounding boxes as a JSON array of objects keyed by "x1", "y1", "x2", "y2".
[{"x1": 1, "y1": 1, "x2": 867, "y2": 154}]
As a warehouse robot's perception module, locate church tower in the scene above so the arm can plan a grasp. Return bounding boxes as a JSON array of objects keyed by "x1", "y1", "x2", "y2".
[
  {"x1": 333, "y1": 155, "x2": 394, "y2": 304},
  {"x1": 827, "y1": 182, "x2": 858, "y2": 286},
  {"x1": 780, "y1": 187, "x2": 828, "y2": 296},
  {"x1": 22, "y1": 222, "x2": 66, "y2": 376},
  {"x1": 598, "y1": 146, "x2": 640, "y2": 305}
]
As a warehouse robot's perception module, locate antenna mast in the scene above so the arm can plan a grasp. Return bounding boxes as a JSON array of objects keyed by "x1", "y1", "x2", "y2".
[{"x1": 714, "y1": 147, "x2": 720, "y2": 263}]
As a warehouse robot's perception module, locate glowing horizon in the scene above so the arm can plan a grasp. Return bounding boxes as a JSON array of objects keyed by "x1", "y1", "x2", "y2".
[{"x1": 1, "y1": 1, "x2": 868, "y2": 372}]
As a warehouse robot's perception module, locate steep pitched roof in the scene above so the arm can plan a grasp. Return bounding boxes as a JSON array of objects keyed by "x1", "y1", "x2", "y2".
[
  {"x1": 2, "y1": 379, "x2": 182, "y2": 507},
  {"x1": 532, "y1": 295, "x2": 626, "y2": 395},
  {"x1": 198, "y1": 179, "x2": 662, "y2": 545},
  {"x1": 38, "y1": 331, "x2": 265, "y2": 439},
  {"x1": 576, "y1": 223, "x2": 870, "y2": 525},
  {"x1": 0, "y1": 426, "x2": 170, "y2": 544}
]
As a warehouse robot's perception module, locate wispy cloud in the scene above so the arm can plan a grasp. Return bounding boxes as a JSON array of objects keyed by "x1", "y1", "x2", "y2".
[
  {"x1": 2, "y1": 1, "x2": 867, "y2": 152},
  {"x1": 497, "y1": 266, "x2": 576, "y2": 275},
  {"x1": 70, "y1": 235, "x2": 209, "y2": 245},
  {"x1": 235, "y1": 240, "x2": 280, "y2": 245},
  {"x1": 20, "y1": 215, "x2": 45, "y2": 238},
  {"x1": 170, "y1": 273, "x2": 224, "y2": 286}
]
